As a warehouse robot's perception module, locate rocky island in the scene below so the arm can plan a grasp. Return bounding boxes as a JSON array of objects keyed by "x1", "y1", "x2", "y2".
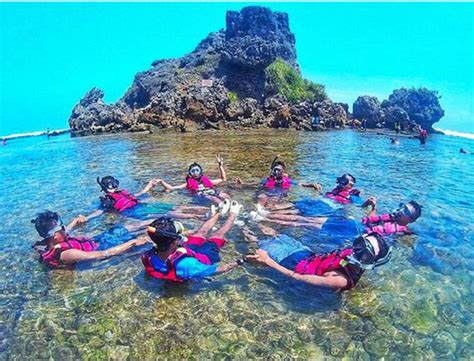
[{"x1": 69, "y1": 6, "x2": 444, "y2": 137}]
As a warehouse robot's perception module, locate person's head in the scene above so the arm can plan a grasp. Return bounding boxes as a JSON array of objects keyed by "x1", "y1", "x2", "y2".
[
  {"x1": 146, "y1": 217, "x2": 185, "y2": 252},
  {"x1": 391, "y1": 201, "x2": 422, "y2": 225},
  {"x1": 347, "y1": 233, "x2": 392, "y2": 270},
  {"x1": 31, "y1": 211, "x2": 67, "y2": 244},
  {"x1": 336, "y1": 173, "x2": 356, "y2": 189},
  {"x1": 270, "y1": 157, "x2": 286, "y2": 179},
  {"x1": 97, "y1": 176, "x2": 120, "y2": 193},
  {"x1": 188, "y1": 162, "x2": 203, "y2": 179}
]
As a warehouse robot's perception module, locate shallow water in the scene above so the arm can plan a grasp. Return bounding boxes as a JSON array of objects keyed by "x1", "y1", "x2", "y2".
[{"x1": 0, "y1": 129, "x2": 473, "y2": 359}]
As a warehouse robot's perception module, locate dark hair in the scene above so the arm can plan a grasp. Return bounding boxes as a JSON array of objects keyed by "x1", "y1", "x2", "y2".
[
  {"x1": 408, "y1": 200, "x2": 422, "y2": 221},
  {"x1": 272, "y1": 160, "x2": 285, "y2": 169},
  {"x1": 352, "y1": 232, "x2": 390, "y2": 265},
  {"x1": 148, "y1": 217, "x2": 180, "y2": 251},
  {"x1": 31, "y1": 210, "x2": 61, "y2": 238},
  {"x1": 97, "y1": 176, "x2": 119, "y2": 193}
]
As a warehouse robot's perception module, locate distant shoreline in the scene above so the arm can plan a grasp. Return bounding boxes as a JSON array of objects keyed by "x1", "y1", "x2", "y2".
[
  {"x1": 1, "y1": 128, "x2": 70, "y2": 141},
  {"x1": 2, "y1": 127, "x2": 474, "y2": 142}
]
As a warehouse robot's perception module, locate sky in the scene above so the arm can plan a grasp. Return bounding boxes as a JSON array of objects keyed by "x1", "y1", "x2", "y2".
[{"x1": 0, "y1": 2, "x2": 473, "y2": 135}]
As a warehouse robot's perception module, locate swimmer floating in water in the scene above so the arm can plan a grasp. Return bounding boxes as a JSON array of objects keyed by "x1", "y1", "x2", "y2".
[
  {"x1": 142, "y1": 201, "x2": 244, "y2": 282},
  {"x1": 251, "y1": 199, "x2": 421, "y2": 240},
  {"x1": 244, "y1": 224, "x2": 392, "y2": 291},
  {"x1": 87, "y1": 176, "x2": 209, "y2": 221},
  {"x1": 31, "y1": 211, "x2": 150, "y2": 269},
  {"x1": 158, "y1": 155, "x2": 231, "y2": 206}
]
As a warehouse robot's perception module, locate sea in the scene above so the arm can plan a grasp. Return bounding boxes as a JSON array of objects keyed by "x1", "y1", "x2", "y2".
[{"x1": 0, "y1": 128, "x2": 473, "y2": 359}]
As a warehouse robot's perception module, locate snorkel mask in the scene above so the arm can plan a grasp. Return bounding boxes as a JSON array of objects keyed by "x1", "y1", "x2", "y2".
[
  {"x1": 147, "y1": 217, "x2": 186, "y2": 247},
  {"x1": 392, "y1": 201, "x2": 421, "y2": 222},
  {"x1": 346, "y1": 233, "x2": 392, "y2": 270},
  {"x1": 270, "y1": 156, "x2": 285, "y2": 179},
  {"x1": 188, "y1": 163, "x2": 203, "y2": 178},
  {"x1": 31, "y1": 214, "x2": 65, "y2": 239},
  {"x1": 336, "y1": 174, "x2": 356, "y2": 188},
  {"x1": 97, "y1": 176, "x2": 120, "y2": 192}
]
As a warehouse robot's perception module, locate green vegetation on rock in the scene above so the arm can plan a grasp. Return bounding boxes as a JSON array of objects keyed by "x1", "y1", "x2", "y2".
[
  {"x1": 265, "y1": 58, "x2": 327, "y2": 103},
  {"x1": 228, "y1": 91, "x2": 238, "y2": 103}
]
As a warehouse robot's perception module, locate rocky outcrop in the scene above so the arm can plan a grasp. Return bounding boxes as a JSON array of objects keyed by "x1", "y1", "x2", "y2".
[
  {"x1": 352, "y1": 88, "x2": 444, "y2": 133},
  {"x1": 69, "y1": 7, "x2": 444, "y2": 137},
  {"x1": 68, "y1": 6, "x2": 350, "y2": 137}
]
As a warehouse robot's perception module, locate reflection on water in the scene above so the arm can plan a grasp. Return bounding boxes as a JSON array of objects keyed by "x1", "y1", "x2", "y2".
[{"x1": 0, "y1": 129, "x2": 473, "y2": 359}]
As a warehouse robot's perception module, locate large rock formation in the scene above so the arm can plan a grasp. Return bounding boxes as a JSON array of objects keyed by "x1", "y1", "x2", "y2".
[
  {"x1": 353, "y1": 88, "x2": 444, "y2": 133},
  {"x1": 68, "y1": 6, "x2": 348, "y2": 136},
  {"x1": 69, "y1": 6, "x2": 444, "y2": 137}
]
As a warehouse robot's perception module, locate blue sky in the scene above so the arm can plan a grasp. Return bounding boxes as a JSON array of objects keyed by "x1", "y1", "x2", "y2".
[{"x1": 0, "y1": 2, "x2": 473, "y2": 135}]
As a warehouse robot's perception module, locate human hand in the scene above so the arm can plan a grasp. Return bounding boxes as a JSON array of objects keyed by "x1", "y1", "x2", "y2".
[
  {"x1": 232, "y1": 176, "x2": 243, "y2": 185},
  {"x1": 75, "y1": 215, "x2": 87, "y2": 225},
  {"x1": 215, "y1": 154, "x2": 224, "y2": 166},
  {"x1": 245, "y1": 249, "x2": 271, "y2": 266}
]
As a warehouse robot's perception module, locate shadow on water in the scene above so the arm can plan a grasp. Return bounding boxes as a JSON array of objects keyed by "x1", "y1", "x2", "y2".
[{"x1": 1, "y1": 130, "x2": 473, "y2": 358}]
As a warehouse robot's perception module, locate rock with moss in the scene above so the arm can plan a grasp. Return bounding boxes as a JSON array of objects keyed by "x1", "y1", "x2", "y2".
[{"x1": 68, "y1": 6, "x2": 349, "y2": 136}]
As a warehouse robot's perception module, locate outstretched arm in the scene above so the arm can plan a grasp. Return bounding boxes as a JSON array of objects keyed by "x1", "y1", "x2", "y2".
[
  {"x1": 301, "y1": 182, "x2": 323, "y2": 193},
  {"x1": 60, "y1": 235, "x2": 151, "y2": 264},
  {"x1": 210, "y1": 154, "x2": 227, "y2": 185},
  {"x1": 135, "y1": 179, "x2": 160, "y2": 197},
  {"x1": 65, "y1": 212, "x2": 102, "y2": 231},
  {"x1": 246, "y1": 249, "x2": 348, "y2": 290},
  {"x1": 157, "y1": 179, "x2": 187, "y2": 192}
]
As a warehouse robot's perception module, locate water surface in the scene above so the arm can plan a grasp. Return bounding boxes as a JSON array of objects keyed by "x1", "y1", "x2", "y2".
[{"x1": 0, "y1": 129, "x2": 473, "y2": 359}]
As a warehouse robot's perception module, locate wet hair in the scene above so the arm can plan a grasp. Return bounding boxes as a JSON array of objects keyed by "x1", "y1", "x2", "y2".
[
  {"x1": 97, "y1": 176, "x2": 120, "y2": 192},
  {"x1": 147, "y1": 217, "x2": 181, "y2": 251},
  {"x1": 31, "y1": 210, "x2": 61, "y2": 239},
  {"x1": 407, "y1": 200, "x2": 422, "y2": 221}
]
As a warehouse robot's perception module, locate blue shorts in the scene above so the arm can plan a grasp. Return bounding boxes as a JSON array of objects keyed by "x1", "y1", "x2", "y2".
[
  {"x1": 259, "y1": 234, "x2": 312, "y2": 265},
  {"x1": 294, "y1": 198, "x2": 338, "y2": 216},
  {"x1": 320, "y1": 216, "x2": 361, "y2": 241},
  {"x1": 123, "y1": 202, "x2": 174, "y2": 220},
  {"x1": 94, "y1": 225, "x2": 134, "y2": 249}
]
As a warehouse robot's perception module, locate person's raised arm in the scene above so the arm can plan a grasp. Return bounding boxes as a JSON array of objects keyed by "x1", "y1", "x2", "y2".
[
  {"x1": 157, "y1": 179, "x2": 187, "y2": 192},
  {"x1": 60, "y1": 235, "x2": 151, "y2": 264},
  {"x1": 210, "y1": 154, "x2": 227, "y2": 185},
  {"x1": 246, "y1": 249, "x2": 348, "y2": 290},
  {"x1": 361, "y1": 196, "x2": 377, "y2": 216}
]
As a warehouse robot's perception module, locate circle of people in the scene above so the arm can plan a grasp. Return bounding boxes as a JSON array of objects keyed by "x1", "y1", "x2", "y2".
[{"x1": 32, "y1": 155, "x2": 421, "y2": 292}]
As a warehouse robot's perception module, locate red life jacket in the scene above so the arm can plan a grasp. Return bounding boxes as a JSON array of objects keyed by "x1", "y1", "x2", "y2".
[
  {"x1": 294, "y1": 248, "x2": 363, "y2": 290},
  {"x1": 38, "y1": 236, "x2": 98, "y2": 268},
  {"x1": 263, "y1": 175, "x2": 292, "y2": 189},
  {"x1": 104, "y1": 190, "x2": 138, "y2": 212},
  {"x1": 141, "y1": 246, "x2": 212, "y2": 282},
  {"x1": 361, "y1": 213, "x2": 409, "y2": 236},
  {"x1": 326, "y1": 187, "x2": 360, "y2": 204},
  {"x1": 186, "y1": 176, "x2": 214, "y2": 194}
]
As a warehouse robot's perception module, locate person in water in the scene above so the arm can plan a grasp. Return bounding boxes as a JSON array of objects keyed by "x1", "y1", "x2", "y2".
[
  {"x1": 303, "y1": 173, "x2": 372, "y2": 206},
  {"x1": 394, "y1": 121, "x2": 401, "y2": 134},
  {"x1": 141, "y1": 201, "x2": 244, "y2": 282},
  {"x1": 92, "y1": 176, "x2": 209, "y2": 220},
  {"x1": 244, "y1": 225, "x2": 392, "y2": 291},
  {"x1": 233, "y1": 155, "x2": 293, "y2": 191},
  {"x1": 31, "y1": 211, "x2": 150, "y2": 269},
  {"x1": 251, "y1": 199, "x2": 421, "y2": 239},
  {"x1": 158, "y1": 155, "x2": 230, "y2": 206}
]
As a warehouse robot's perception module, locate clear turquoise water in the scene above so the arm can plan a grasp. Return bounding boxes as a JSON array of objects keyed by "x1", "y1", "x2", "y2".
[{"x1": 0, "y1": 129, "x2": 473, "y2": 359}]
